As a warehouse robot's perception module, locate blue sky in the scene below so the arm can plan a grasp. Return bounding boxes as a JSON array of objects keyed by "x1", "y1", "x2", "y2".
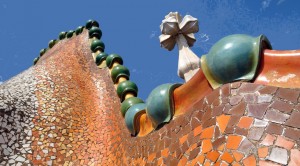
[{"x1": 0, "y1": 0, "x2": 300, "y2": 99}]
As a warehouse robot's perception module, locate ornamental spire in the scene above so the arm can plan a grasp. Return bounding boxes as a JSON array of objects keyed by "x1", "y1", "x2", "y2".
[{"x1": 159, "y1": 12, "x2": 201, "y2": 81}]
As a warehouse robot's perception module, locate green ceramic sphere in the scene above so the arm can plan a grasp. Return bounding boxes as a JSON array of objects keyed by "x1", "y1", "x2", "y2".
[
  {"x1": 125, "y1": 103, "x2": 146, "y2": 135},
  {"x1": 202, "y1": 34, "x2": 272, "y2": 89},
  {"x1": 75, "y1": 26, "x2": 84, "y2": 35},
  {"x1": 106, "y1": 54, "x2": 123, "y2": 68},
  {"x1": 33, "y1": 57, "x2": 39, "y2": 65},
  {"x1": 66, "y1": 30, "x2": 74, "y2": 38},
  {"x1": 86, "y1": 19, "x2": 99, "y2": 30},
  {"x1": 89, "y1": 27, "x2": 102, "y2": 39},
  {"x1": 90, "y1": 39, "x2": 105, "y2": 52},
  {"x1": 117, "y1": 81, "x2": 138, "y2": 102},
  {"x1": 48, "y1": 39, "x2": 56, "y2": 48},
  {"x1": 95, "y1": 52, "x2": 108, "y2": 65},
  {"x1": 121, "y1": 97, "x2": 144, "y2": 117},
  {"x1": 39, "y1": 48, "x2": 46, "y2": 57},
  {"x1": 111, "y1": 65, "x2": 130, "y2": 83},
  {"x1": 146, "y1": 83, "x2": 181, "y2": 129},
  {"x1": 59, "y1": 32, "x2": 67, "y2": 40}
]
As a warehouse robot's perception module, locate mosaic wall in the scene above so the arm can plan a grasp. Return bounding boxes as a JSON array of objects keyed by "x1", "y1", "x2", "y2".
[{"x1": 0, "y1": 29, "x2": 300, "y2": 165}]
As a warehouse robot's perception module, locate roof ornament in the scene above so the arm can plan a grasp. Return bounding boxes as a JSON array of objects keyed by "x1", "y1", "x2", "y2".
[{"x1": 159, "y1": 12, "x2": 201, "y2": 81}]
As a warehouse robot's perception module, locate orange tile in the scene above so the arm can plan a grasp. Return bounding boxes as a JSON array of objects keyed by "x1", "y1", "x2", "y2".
[
  {"x1": 237, "y1": 116, "x2": 253, "y2": 129},
  {"x1": 194, "y1": 125, "x2": 202, "y2": 136},
  {"x1": 220, "y1": 151, "x2": 234, "y2": 163},
  {"x1": 194, "y1": 155, "x2": 205, "y2": 165},
  {"x1": 180, "y1": 134, "x2": 189, "y2": 144},
  {"x1": 214, "y1": 161, "x2": 221, "y2": 166},
  {"x1": 232, "y1": 162, "x2": 242, "y2": 166},
  {"x1": 232, "y1": 151, "x2": 244, "y2": 162},
  {"x1": 217, "y1": 144, "x2": 225, "y2": 151},
  {"x1": 226, "y1": 135, "x2": 243, "y2": 150},
  {"x1": 206, "y1": 150, "x2": 220, "y2": 162},
  {"x1": 178, "y1": 156, "x2": 188, "y2": 166},
  {"x1": 201, "y1": 139, "x2": 213, "y2": 154},
  {"x1": 275, "y1": 136, "x2": 295, "y2": 150},
  {"x1": 148, "y1": 153, "x2": 156, "y2": 162},
  {"x1": 161, "y1": 148, "x2": 169, "y2": 158},
  {"x1": 200, "y1": 126, "x2": 215, "y2": 139},
  {"x1": 258, "y1": 147, "x2": 268, "y2": 158},
  {"x1": 220, "y1": 161, "x2": 229, "y2": 166},
  {"x1": 157, "y1": 158, "x2": 163, "y2": 165},
  {"x1": 242, "y1": 155, "x2": 256, "y2": 166},
  {"x1": 204, "y1": 160, "x2": 211, "y2": 166},
  {"x1": 216, "y1": 114, "x2": 231, "y2": 133}
]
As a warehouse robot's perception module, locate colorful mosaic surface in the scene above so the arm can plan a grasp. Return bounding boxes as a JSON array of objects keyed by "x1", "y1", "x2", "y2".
[{"x1": 1, "y1": 27, "x2": 300, "y2": 165}]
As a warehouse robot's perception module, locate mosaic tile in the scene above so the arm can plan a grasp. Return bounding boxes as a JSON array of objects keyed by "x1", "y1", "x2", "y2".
[
  {"x1": 220, "y1": 151, "x2": 234, "y2": 163},
  {"x1": 226, "y1": 135, "x2": 243, "y2": 150},
  {"x1": 289, "y1": 149, "x2": 300, "y2": 166},
  {"x1": 216, "y1": 114, "x2": 230, "y2": 133},
  {"x1": 258, "y1": 147, "x2": 268, "y2": 158},
  {"x1": 275, "y1": 136, "x2": 295, "y2": 150},
  {"x1": 242, "y1": 155, "x2": 256, "y2": 166},
  {"x1": 268, "y1": 147, "x2": 288, "y2": 165}
]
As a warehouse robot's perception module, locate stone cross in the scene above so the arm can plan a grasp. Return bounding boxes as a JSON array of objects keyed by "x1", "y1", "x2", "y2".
[{"x1": 159, "y1": 12, "x2": 201, "y2": 81}]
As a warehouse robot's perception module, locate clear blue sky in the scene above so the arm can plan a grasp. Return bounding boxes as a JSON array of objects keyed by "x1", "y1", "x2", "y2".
[{"x1": 0, "y1": 0, "x2": 300, "y2": 99}]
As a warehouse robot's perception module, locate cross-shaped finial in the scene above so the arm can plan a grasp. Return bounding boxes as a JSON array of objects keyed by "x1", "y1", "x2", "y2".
[{"x1": 159, "y1": 12, "x2": 200, "y2": 81}]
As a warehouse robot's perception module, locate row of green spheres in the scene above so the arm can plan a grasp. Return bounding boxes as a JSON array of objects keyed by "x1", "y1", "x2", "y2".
[
  {"x1": 33, "y1": 19, "x2": 102, "y2": 65},
  {"x1": 105, "y1": 53, "x2": 181, "y2": 136}
]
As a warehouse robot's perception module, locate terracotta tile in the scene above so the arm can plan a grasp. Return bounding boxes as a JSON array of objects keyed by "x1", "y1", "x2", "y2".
[
  {"x1": 216, "y1": 114, "x2": 231, "y2": 133},
  {"x1": 258, "y1": 160, "x2": 281, "y2": 166},
  {"x1": 200, "y1": 126, "x2": 214, "y2": 139},
  {"x1": 232, "y1": 151, "x2": 244, "y2": 162},
  {"x1": 180, "y1": 134, "x2": 188, "y2": 145},
  {"x1": 194, "y1": 155, "x2": 205, "y2": 165},
  {"x1": 204, "y1": 160, "x2": 211, "y2": 166},
  {"x1": 258, "y1": 147, "x2": 268, "y2": 158},
  {"x1": 178, "y1": 156, "x2": 188, "y2": 166},
  {"x1": 226, "y1": 135, "x2": 243, "y2": 150},
  {"x1": 206, "y1": 150, "x2": 220, "y2": 162},
  {"x1": 242, "y1": 155, "x2": 256, "y2": 166},
  {"x1": 220, "y1": 161, "x2": 229, "y2": 166},
  {"x1": 260, "y1": 134, "x2": 276, "y2": 146},
  {"x1": 232, "y1": 162, "x2": 242, "y2": 166},
  {"x1": 148, "y1": 153, "x2": 156, "y2": 162},
  {"x1": 237, "y1": 116, "x2": 253, "y2": 129},
  {"x1": 289, "y1": 149, "x2": 300, "y2": 166},
  {"x1": 214, "y1": 161, "x2": 221, "y2": 166},
  {"x1": 193, "y1": 125, "x2": 202, "y2": 136},
  {"x1": 217, "y1": 143, "x2": 225, "y2": 151},
  {"x1": 201, "y1": 139, "x2": 213, "y2": 154},
  {"x1": 275, "y1": 136, "x2": 295, "y2": 150},
  {"x1": 161, "y1": 148, "x2": 169, "y2": 158},
  {"x1": 220, "y1": 151, "x2": 234, "y2": 163}
]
